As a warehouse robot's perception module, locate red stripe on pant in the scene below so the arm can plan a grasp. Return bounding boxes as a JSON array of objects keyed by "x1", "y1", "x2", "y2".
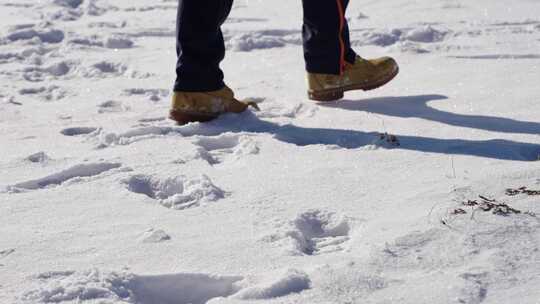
[{"x1": 335, "y1": 0, "x2": 346, "y2": 75}]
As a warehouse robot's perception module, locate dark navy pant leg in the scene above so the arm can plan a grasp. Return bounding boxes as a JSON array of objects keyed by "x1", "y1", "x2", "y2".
[
  {"x1": 302, "y1": 0, "x2": 356, "y2": 75},
  {"x1": 174, "y1": 0, "x2": 233, "y2": 92}
]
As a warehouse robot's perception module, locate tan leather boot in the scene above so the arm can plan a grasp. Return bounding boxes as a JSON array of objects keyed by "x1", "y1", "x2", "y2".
[
  {"x1": 307, "y1": 56, "x2": 399, "y2": 101},
  {"x1": 169, "y1": 86, "x2": 259, "y2": 125}
]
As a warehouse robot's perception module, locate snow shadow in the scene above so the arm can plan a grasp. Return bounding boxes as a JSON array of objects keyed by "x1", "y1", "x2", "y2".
[
  {"x1": 10, "y1": 162, "x2": 121, "y2": 190},
  {"x1": 21, "y1": 270, "x2": 243, "y2": 304},
  {"x1": 321, "y1": 95, "x2": 540, "y2": 135},
  {"x1": 195, "y1": 110, "x2": 540, "y2": 161},
  {"x1": 129, "y1": 273, "x2": 243, "y2": 304},
  {"x1": 124, "y1": 174, "x2": 225, "y2": 210}
]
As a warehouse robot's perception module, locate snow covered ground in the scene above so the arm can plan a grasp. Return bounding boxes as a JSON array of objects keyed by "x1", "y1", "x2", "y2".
[{"x1": 1, "y1": 0, "x2": 540, "y2": 303}]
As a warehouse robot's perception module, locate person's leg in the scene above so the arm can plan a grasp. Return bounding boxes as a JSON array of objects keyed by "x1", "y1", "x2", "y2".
[
  {"x1": 170, "y1": 0, "x2": 258, "y2": 125},
  {"x1": 302, "y1": 0, "x2": 356, "y2": 75},
  {"x1": 174, "y1": 0, "x2": 233, "y2": 92},
  {"x1": 303, "y1": 0, "x2": 398, "y2": 101}
]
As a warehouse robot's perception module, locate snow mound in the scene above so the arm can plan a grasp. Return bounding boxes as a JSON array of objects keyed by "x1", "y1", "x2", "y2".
[
  {"x1": 130, "y1": 273, "x2": 242, "y2": 304},
  {"x1": 354, "y1": 26, "x2": 449, "y2": 47},
  {"x1": 46, "y1": 61, "x2": 71, "y2": 76},
  {"x1": 234, "y1": 269, "x2": 311, "y2": 300},
  {"x1": 22, "y1": 270, "x2": 133, "y2": 303},
  {"x1": 139, "y1": 228, "x2": 171, "y2": 243},
  {"x1": 94, "y1": 126, "x2": 175, "y2": 147},
  {"x1": 356, "y1": 12, "x2": 369, "y2": 19},
  {"x1": 22, "y1": 269, "x2": 243, "y2": 304},
  {"x1": 25, "y1": 152, "x2": 51, "y2": 163},
  {"x1": 123, "y1": 88, "x2": 169, "y2": 101},
  {"x1": 191, "y1": 133, "x2": 259, "y2": 165},
  {"x1": 388, "y1": 41, "x2": 430, "y2": 54},
  {"x1": 9, "y1": 162, "x2": 121, "y2": 190},
  {"x1": 97, "y1": 100, "x2": 129, "y2": 113},
  {"x1": 50, "y1": 0, "x2": 112, "y2": 18},
  {"x1": 357, "y1": 29, "x2": 403, "y2": 47},
  {"x1": 404, "y1": 26, "x2": 448, "y2": 43},
  {"x1": 264, "y1": 210, "x2": 352, "y2": 255},
  {"x1": 66, "y1": 34, "x2": 134, "y2": 49},
  {"x1": 85, "y1": 0, "x2": 109, "y2": 16},
  {"x1": 124, "y1": 174, "x2": 226, "y2": 210},
  {"x1": 227, "y1": 33, "x2": 286, "y2": 52}
]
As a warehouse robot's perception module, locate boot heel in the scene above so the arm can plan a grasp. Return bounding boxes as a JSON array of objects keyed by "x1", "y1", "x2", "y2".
[{"x1": 308, "y1": 90, "x2": 344, "y2": 102}]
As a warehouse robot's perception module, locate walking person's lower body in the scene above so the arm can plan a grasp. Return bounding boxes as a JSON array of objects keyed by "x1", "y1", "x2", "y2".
[{"x1": 170, "y1": 0, "x2": 399, "y2": 124}]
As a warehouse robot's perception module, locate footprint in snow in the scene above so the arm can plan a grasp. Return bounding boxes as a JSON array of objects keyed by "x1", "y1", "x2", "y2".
[
  {"x1": 53, "y1": 0, "x2": 83, "y2": 9},
  {"x1": 125, "y1": 4, "x2": 177, "y2": 12},
  {"x1": 97, "y1": 100, "x2": 129, "y2": 113},
  {"x1": 375, "y1": 228, "x2": 454, "y2": 272},
  {"x1": 82, "y1": 61, "x2": 127, "y2": 78},
  {"x1": 124, "y1": 174, "x2": 226, "y2": 210},
  {"x1": 0, "y1": 44, "x2": 55, "y2": 66},
  {"x1": 47, "y1": 6, "x2": 83, "y2": 21},
  {"x1": 264, "y1": 210, "x2": 352, "y2": 256},
  {"x1": 60, "y1": 127, "x2": 98, "y2": 136},
  {"x1": 7, "y1": 162, "x2": 121, "y2": 191},
  {"x1": 457, "y1": 271, "x2": 489, "y2": 304},
  {"x1": 91, "y1": 126, "x2": 176, "y2": 148},
  {"x1": 5, "y1": 27, "x2": 64, "y2": 44},
  {"x1": 190, "y1": 133, "x2": 259, "y2": 165},
  {"x1": 22, "y1": 270, "x2": 243, "y2": 304},
  {"x1": 87, "y1": 21, "x2": 127, "y2": 29},
  {"x1": 19, "y1": 86, "x2": 67, "y2": 101},
  {"x1": 22, "y1": 61, "x2": 73, "y2": 82},
  {"x1": 123, "y1": 88, "x2": 169, "y2": 102},
  {"x1": 22, "y1": 268, "x2": 310, "y2": 303}
]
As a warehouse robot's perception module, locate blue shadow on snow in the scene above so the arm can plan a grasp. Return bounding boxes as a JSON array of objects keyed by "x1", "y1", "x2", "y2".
[
  {"x1": 177, "y1": 95, "x2": 540, "y2": 162},
  {"x1": 320, "y1": 95, "x2": 540, "y2": 135}
]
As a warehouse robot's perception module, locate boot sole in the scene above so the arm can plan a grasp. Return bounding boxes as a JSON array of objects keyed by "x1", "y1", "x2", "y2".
[
  {"x1": 169, "y1": 109, "x2": 218, "y2": 125},
  {"x1": 308, "y1": 66, "x2": 400, "y2": 102}
]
